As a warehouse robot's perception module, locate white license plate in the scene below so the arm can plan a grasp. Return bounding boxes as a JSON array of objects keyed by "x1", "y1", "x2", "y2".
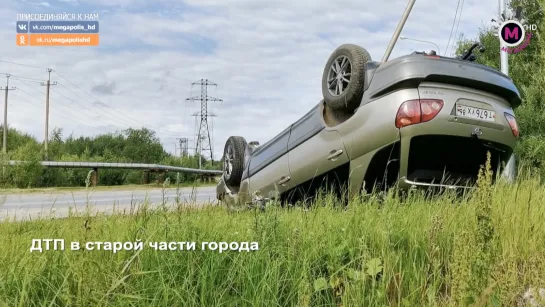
[{"x1": 456, "y1": 104, "x2": 495, "y2": 122}]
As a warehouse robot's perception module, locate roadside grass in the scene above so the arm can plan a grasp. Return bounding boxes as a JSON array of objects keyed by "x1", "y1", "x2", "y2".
[{"x1": 0, "y1": 164, "x2": 544, "y2": 306}]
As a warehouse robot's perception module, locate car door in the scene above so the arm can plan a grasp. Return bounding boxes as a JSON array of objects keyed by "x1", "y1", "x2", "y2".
[
  {"x1": 247, "y1": 126, "x2": 294, "y2": 200},
  {"x1": 287, "y1": 128, "x2": 349, "y2": 195}
]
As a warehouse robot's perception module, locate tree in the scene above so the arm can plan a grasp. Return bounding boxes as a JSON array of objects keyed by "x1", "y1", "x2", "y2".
[
  {"x1": 454, "y1": 0, "x2": 545, "y2": 176},
  {"x1": 0, "y1": 125, "x2": 38, "y2": 155},
  {"x1": 122, "y1": 128, "x2": 167, "y2": 163}
]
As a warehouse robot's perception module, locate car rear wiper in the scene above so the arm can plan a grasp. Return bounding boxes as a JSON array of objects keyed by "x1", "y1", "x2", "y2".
[{"x1": 458, "y1": 42, "x2": 485, "y2": 62}]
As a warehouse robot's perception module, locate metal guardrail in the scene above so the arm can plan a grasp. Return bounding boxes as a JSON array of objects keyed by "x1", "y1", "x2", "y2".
[{"x1": 7, "y1": 160, "x2": 223, "y2": 176}]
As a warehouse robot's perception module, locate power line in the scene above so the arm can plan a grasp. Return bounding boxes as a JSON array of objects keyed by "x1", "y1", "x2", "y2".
[
  {"x1": 13, "y1": 86, "x2": 44, "y2": 102},
  {"x1": 0, "y1": 60, "x2": 184, "y2": 137},
  {"x1": 12, "y1": 77, "x2": 102, "y2": 126},
  {"x1": 52, "y1": 83, "x2": 181, "y2": 137},
  {"x1": 0, "y1": 60, "x2": 47, "y2": 69},
  {"x1": 49, "y1": 89, "x2": 118, "y2": 127},
  {"x1": 54, "y1": 73, "x2": 140, "y2": 124},
  {"x1": 0, "y1": 72, "x2": 43, "y2": 83},
  {"x1": 448, "y1": 0, "x2": 466, "y2": 56},
  {"x1": 9, "y1": 74, "x2": 44, "y2": 83},
  {"x1": 14, "y1": 81, "x2": 101, "y2": 128},
  {"x1": 11, "y1": 92, "x2": 99, "y2": 129},
  {"x1": 53, "y1": 71, "x2": 181, "y2": 136},
  {"x1": 11, "y1": 90, "x2": 98, "y2": 128},
  {"x1": 54, "y1": 82, "x2": 171, "y2": 133},
  {"x1": 51, "y1": 87, "x2": 126, "y2": 126},
  {"x1": 15, "y1": 80, "x2": 133, "y2": 129},
  {"x1": 56, "y1": 82, "x2": 99, "y2": 107},
  {"x1": 445, "y1": 0, "x2": 463, "y2": 56}
]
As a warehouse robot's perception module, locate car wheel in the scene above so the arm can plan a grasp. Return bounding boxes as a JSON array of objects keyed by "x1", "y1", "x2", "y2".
[
  {"x1": 222, "y1": 136, "x2": 247, "y2": 187},
  {"x1": 322, "y1": 44, "x2": 372, "y2": 112}
]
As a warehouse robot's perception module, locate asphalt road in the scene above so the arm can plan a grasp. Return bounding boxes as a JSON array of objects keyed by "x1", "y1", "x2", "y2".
[{"x1": 0, "y1": 186, "x2": 217, "y2": 221}]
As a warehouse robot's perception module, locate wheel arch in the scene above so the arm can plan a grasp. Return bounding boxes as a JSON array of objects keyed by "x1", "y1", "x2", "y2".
[{"x1": 361, "y1": 141, "x2": 401, "y2": 194}]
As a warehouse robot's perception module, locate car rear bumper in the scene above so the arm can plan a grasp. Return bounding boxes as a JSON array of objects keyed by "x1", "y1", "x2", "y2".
[
  {"x1": 397, "y1": 121, "x2": 516, "y2": 189},
  {"x1": 397, "y1": 152, "x2": 516, "y2": 191},
  {"x1": 398, "y1": 177, "x2": 473, "y2": 190}
]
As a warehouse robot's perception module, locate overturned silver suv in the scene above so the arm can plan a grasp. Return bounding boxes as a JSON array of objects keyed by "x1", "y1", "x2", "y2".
[{"x1": 217, "y1": 43, "x2": 521, "y2": 208}]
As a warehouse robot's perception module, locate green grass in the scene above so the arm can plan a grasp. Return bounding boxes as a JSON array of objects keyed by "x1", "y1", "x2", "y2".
[{"x1": 0, "y1": 166, "x2": 545, "y2": 306}]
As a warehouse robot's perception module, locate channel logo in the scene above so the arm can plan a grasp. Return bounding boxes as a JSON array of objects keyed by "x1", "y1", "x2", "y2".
[{"x1": 499, "y1": 20, "x2": 526, "y2": 47}]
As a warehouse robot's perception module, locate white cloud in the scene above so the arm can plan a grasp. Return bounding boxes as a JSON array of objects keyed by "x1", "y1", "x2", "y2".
[{"x1": 1, "y1": 0, "x2": 499, "y2": 160}]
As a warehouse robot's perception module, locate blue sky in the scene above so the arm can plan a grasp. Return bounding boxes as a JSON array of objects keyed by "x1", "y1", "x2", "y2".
[{"x1": 1, "y1": 0, "x2": 500, "y2": 159}]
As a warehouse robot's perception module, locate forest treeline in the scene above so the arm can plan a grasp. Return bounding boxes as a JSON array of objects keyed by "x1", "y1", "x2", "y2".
[{"x1": 0, "y1": 127, "x2": 218, "y2": 188}]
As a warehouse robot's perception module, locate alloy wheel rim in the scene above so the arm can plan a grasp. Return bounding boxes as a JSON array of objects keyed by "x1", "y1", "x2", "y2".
[
  {"x1": 327, "y1": 55, "x2": 352, "y2": 96},
  {"x1": 224, "y1": 146, "x2": 233, "y2": 177}
]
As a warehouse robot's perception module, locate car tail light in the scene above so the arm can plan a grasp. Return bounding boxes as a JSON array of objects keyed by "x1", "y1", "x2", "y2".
[
  {"x1": 395, "y1": 99, "x2": 444, "y2": 128},
  {"x1": 504, "y1": 113, "x2": 519, "y2": 138}
]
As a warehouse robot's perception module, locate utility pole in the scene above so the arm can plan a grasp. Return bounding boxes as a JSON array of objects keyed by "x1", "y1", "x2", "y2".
[
  {"x1": 498, "y1": 0, "x2": 516, "y2": 182},
  {"x1": 186, "y1": 79, "x2": 222, "y2": 169},
  {"x1": 0, "y1": 74, "x2": 16, "y2": 155},
  {"x1": 382, "y1": 0, "x2": 417, "y2": 62},
  {"x1": 499, "y1": 0, "x2": 509, "y2": 75},
  {"x1": 41, "y1": 68, "x2": 57, "y2": 159}
]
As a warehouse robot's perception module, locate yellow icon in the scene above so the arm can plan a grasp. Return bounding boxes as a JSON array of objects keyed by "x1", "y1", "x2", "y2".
[{"x1": 16, "y1": 34, "x2": 28, "y2": 46}]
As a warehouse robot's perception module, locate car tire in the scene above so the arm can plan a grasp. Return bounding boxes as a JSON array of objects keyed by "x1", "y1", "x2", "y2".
[
  {"x1": 322, "y1": 44, "x2": 372, "y2": 112},
  {"x1": 222, "y1": 136, "x2": 247, "y2": 187}
]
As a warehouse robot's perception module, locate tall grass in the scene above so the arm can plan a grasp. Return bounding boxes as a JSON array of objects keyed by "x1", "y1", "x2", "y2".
[{"x1": 0, "y1": 163, "x2": 544, "y2": 306}]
